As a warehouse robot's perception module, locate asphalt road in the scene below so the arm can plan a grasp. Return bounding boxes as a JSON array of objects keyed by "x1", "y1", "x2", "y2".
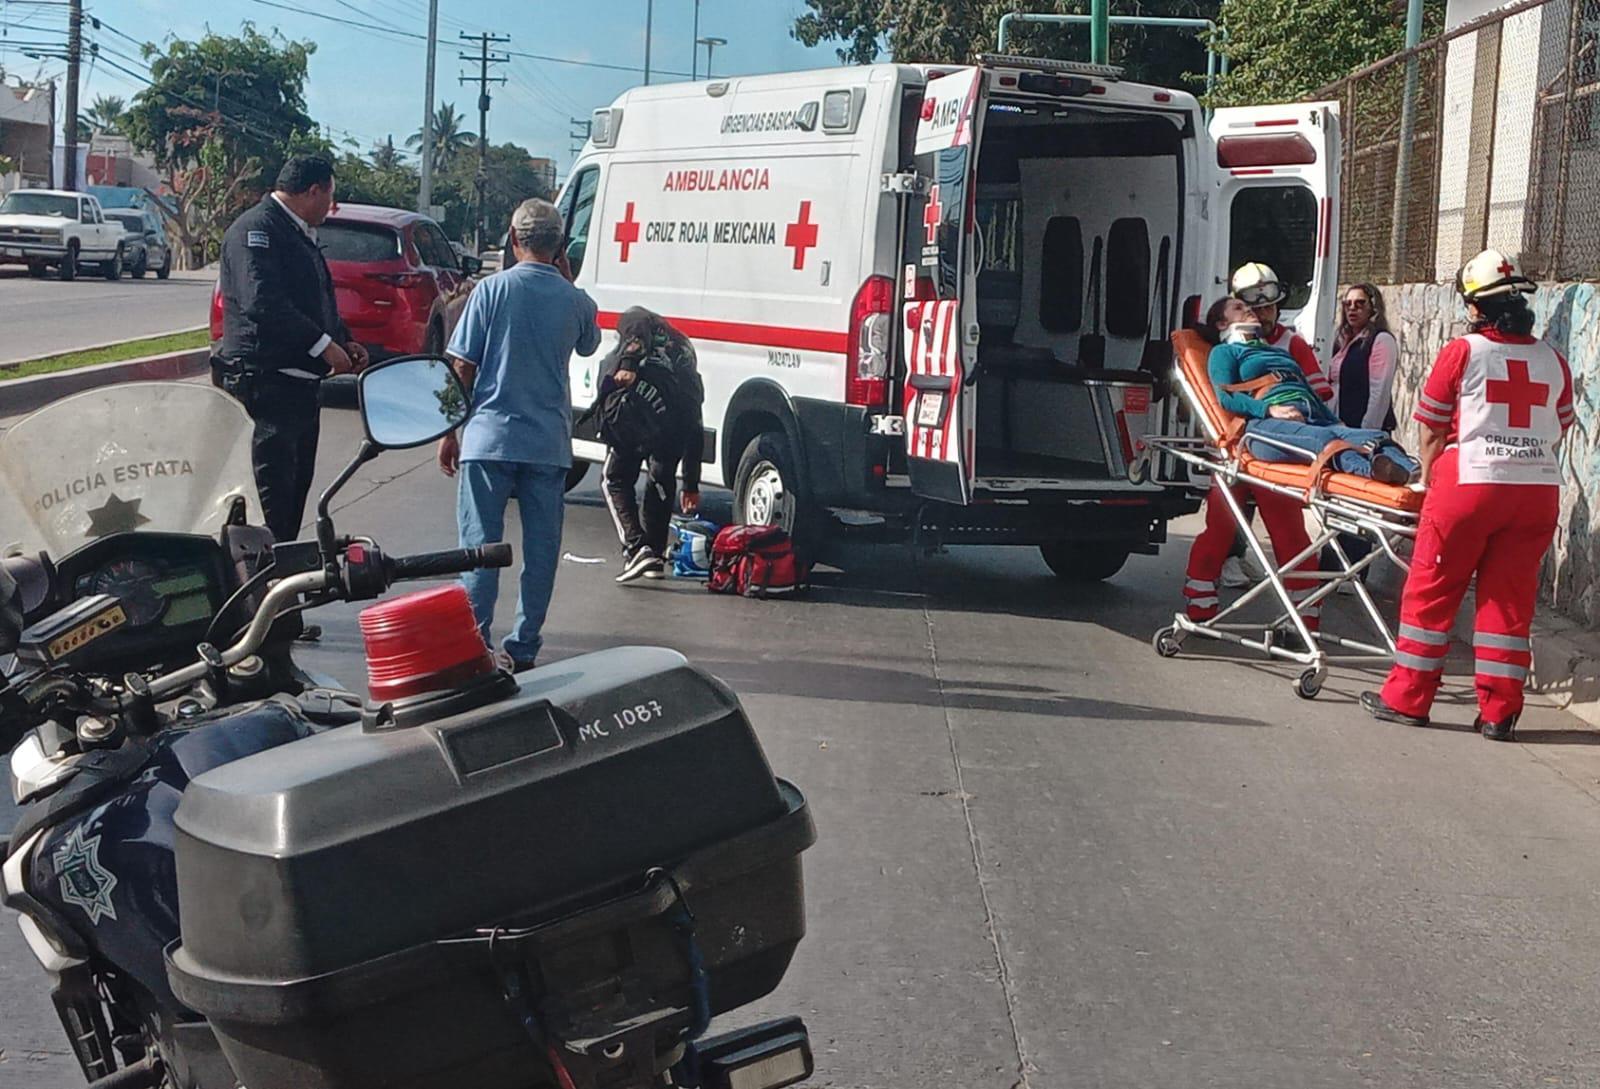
[
  {"x1": 6, "y1": 405, "x2": 1600, "y2": 1088},
  {"x1": 0, "y1": 268, "x2": 214, "y2": 366}
]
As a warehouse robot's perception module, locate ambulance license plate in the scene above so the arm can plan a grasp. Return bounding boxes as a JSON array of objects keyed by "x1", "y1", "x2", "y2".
[{"x1": 916, "y1": 391, "x2": 944, "y2": 428}]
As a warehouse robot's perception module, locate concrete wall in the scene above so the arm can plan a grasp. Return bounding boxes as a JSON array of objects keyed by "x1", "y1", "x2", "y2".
[{"x1": 1380, "y1": 280, "x2": 1600, "y2": 626}]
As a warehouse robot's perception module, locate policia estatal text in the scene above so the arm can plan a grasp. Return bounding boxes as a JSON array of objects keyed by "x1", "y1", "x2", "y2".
[{"x1": 213, "y1": 155, "x2": 369, "y2": 543}]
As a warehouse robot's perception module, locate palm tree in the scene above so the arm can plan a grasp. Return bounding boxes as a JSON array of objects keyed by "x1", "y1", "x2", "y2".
[
  {"x1": 370, "y1": 135, "x2": 404, "y2": 170},
  {"x1": 406, "y1": 102, "x2": 474, "y2": 172},
  {"x1": 79, "y1": 95, "x2": 127, "y2": 138}
]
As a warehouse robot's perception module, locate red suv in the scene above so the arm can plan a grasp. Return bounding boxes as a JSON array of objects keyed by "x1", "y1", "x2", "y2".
[{"x1": 209, "y1": 204, "x2": 480, "y2": 361}]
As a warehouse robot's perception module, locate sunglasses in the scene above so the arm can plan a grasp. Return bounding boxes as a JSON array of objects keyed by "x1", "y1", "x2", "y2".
[{"x1": 1343, "y1": 299, "x2": 1372, "y2": 309}]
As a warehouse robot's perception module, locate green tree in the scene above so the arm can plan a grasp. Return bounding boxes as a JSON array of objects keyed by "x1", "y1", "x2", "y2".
[
  {"x1": 406, "y1": 102, "x2": 475, "y2": 173},
  {"x1": 371, "y1": 135, "x2": 404, "y2": 170},
  {"x1": 436, "y1": 142, "x2": 556, "y2": 243},
  {"x1": 1208, "y1": 0, "x2": 1445, "y2": 105},
  {"x1": 335, "y1": 150, "x2": 419, "y2": 211},
  {"x1": 792, "y1": 0, "x2": 1218, "y2": 90},
  {"x1": 123, "y1": 25, "x2": 318, "y2": 267},
  {"x1": 79, "y1": 94, "x2": 128, "y2": 137}
]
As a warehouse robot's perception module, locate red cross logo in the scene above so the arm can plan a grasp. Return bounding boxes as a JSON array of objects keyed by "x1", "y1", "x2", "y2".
[
  {"x1": 1498, "y1": 258, "x2": 1515, "y2": 276},
  {"x1": 923, "y1": 185, "x2": 943, "y2": 246},
  {"x1": 613, "y1": 201, "x2": 640, "y2": 263},
  {"x1": 1486, "y1": 358, "x2": 1549, "y2": 429},
  {"x1": 783, "y1": 201, "x2": 819, "y2": 271}
]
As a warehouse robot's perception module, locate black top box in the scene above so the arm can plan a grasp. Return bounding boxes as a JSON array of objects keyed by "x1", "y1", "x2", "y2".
[{"x1": 167, "y1": 647, "x2": 813, "y2": 1089}]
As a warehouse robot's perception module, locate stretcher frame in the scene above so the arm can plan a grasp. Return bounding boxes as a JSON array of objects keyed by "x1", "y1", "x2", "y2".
[{"x1": 1136, "y1": 334, "x2": 1421, "y2": 699}]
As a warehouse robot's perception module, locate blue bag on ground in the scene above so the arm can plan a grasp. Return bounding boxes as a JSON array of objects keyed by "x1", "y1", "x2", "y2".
[{"x1": 670, "y1": 516, "x2": 720, "y2": 579}]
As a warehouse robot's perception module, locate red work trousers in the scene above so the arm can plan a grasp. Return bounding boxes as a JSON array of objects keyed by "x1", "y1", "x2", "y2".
[
  {"x1": 1184, "y1": 480, "x2": 1320, "y2": 626},
  {"x1": 1379, "y1": 448, "x2": 1559, "y2": 723}
]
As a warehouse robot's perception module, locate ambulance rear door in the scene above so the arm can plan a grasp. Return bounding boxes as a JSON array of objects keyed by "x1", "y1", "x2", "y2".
[
  {"x1": 1207, "y1": 102, "x2": 1341, "y2": 358},
  {"x1": 902, "y1": 66, "x2": 986, "y2": 506}
]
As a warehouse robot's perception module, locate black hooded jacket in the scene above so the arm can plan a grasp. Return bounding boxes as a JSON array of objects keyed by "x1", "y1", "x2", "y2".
[{"x1": 596, "y1": 308, "x2": 705, "y2": 490}]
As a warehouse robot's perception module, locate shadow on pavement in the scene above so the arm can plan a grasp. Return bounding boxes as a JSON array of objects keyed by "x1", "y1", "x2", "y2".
[{"x1": 548, "y1": 628, "x2": 1267, "y2": 728}]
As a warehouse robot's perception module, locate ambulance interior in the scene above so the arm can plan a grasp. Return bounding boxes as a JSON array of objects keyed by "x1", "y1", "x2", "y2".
[{"x1": 970, "y1": 102, "x2": 1184, "y2": 482}]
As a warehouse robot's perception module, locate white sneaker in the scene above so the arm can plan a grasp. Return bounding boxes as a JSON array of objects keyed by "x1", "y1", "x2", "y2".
[{"x1": 1221, "y1": 556, "x2": 1251, "y2": 588}]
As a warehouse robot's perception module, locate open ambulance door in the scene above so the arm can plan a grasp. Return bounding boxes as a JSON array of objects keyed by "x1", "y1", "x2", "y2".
[
  {"x1": 902, "y1": 67, "x2": 986, "y2": 506},
  {"x1": 1208, "y1": 102, "x2": 1341, "y2": 358}
]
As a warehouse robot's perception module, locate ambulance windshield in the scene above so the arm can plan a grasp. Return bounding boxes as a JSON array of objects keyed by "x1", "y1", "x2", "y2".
[{"x1": 0, "y1": 383, "x2": 258, "y2": 558}]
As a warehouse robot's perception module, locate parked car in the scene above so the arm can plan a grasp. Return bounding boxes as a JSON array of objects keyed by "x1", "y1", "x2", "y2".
[
  {"x1": 103, "y1": 208, "x2": 173, "y2": 279},
  {"x1": 0, "y1": 189, "x2": 126, "y2": 280}
]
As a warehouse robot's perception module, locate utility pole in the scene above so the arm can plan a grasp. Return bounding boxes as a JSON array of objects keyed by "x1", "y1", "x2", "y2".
[
  {"x1": 459, "y1": 31, "x2": 509, "y2": 251},
  {"x1": 691, "y1": 0, "x2": 700, "y2": 80},
  {"x1": 643, "y1": 0, "x2": 653, "y2": 85},
  {"x1": 63, "y1": 0, "x2": 81, "y2": 190},
  {"x1": 419, "y1": 0, "x2": 438, "y2": 215},
  {"x1": 569, "y1": 117, "x2": 592, "y2": 160}
]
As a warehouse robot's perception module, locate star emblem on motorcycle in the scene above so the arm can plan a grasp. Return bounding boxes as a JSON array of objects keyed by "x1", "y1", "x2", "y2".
[
  {"x1": 85, "y1": 493, "x2": 150, "y2": 538},
  {"x1": 53, "y1": 826, "x2": 119, "y2": 924}
]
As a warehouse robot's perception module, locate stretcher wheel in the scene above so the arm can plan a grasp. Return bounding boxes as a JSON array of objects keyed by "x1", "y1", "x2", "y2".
[
  {"x1": 1153, "y1": 626, "x2": 1183, "y2": 658},
  {"x1": 1127, "y1": 457, "x2": 1150, "y2": 485},
  {"x1": 1295, "y1": 667, "x2": 1326, "y2": 701}
]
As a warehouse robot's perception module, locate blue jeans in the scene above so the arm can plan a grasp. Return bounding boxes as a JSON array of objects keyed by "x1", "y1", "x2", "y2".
[
  {"x1": 1245, "y1": 417, "x2": 1418, "y2": 478},
  {"x1": 457, "y1": 460, "x2": 566, "y2": 664}
]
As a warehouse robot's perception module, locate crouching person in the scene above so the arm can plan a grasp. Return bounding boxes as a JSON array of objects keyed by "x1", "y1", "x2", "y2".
[{"x1": 598, "y1": 307, "x2": 706, "y2": 584}]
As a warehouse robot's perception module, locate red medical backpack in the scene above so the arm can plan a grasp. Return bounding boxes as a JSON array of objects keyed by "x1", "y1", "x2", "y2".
[{"x1": 706, "y1": 525, "x2": 806, "y2": 598}]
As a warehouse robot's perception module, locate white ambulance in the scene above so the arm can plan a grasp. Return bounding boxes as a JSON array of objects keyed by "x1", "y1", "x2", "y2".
[{"x1": 554, "y1": 55, "x2": 1340, "y2": 580}]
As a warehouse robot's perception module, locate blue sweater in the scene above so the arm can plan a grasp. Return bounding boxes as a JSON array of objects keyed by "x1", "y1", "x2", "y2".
[{"x1": 1208, "y1": 341, "x2": 1336, "y2": 425}]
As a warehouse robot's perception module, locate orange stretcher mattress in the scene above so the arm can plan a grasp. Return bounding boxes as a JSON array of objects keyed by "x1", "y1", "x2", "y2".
[{"x1": 1172, "y1": 329, "x2": 1424, "y2": 514}]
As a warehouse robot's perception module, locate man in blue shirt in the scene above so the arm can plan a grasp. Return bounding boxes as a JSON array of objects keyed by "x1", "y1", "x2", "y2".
[{"x1": 438, "y1": 198, "x2": 601, "y2": 669}]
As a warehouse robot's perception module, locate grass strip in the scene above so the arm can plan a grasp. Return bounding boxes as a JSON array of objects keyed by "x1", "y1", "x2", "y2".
[{"x1": 1, "y1": 328, "x2": 210, "y2": 382}]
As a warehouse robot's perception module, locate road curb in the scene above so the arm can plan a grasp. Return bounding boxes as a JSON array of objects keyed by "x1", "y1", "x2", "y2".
[
  {"x1": 0, "y1": 325, "x2": 210, "y2": 372},
  {"x1": 0, "y1": 347, "x2": 211, "y2": 417}
]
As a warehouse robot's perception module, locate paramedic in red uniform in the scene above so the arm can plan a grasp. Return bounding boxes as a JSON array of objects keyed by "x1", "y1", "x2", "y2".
[
  {"x1": 1362, "y1": 251, "x2": 1574, "y2": 740},
  {"x1": 1218, "y1": 262, "x2": 1335, "y2": 587}
]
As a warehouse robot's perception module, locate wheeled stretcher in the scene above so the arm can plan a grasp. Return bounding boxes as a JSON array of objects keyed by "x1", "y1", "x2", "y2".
[{"x1": 1136, "y1": 330, "x2": 1424, "y2": 699}]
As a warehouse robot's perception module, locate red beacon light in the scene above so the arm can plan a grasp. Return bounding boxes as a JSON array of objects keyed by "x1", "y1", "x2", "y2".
[{"x1": 360, "y1": 585, "x2": 495, "y2": 703}]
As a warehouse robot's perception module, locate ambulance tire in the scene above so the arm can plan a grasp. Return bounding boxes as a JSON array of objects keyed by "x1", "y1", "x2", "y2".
[
  {"x1": 564, "y1": 461, "x2": 590, "y2": 493},
  {"x1": 734, "y1": 430, "x2": 820, "y2": 560},
  {"x1": 1039, "y1": 542, "x2": 1130, "y2": 583}
]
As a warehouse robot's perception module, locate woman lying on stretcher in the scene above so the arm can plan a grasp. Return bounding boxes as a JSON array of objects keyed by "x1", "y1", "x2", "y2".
[
  {"x1": 1179, "y1": 298, "x2": 1419, "y2": 629},
  {"x1": 1206, "y1": 297, "x2": 1419, "y2": 485}
]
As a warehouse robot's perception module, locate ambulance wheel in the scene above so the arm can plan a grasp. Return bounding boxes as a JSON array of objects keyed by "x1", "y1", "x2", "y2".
[
  {"x1": 564, "y1": 461, "x2": 589, "y2": 493},
  {"x1": 734, "y1": 431, "x2": 818, "y2": 552},
  {"x1": 1295, "y1": 667, "x2": 1326, "y2": 701},
  {"x1": 1153, "y1": 626, "x2": 1183, "y2": 658},
  {"x1": 1040, "y1": 542, "x2": 1130, "y2": 582}
]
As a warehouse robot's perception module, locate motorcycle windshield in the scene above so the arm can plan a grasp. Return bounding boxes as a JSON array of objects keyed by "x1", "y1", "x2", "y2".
[{"x1": 0, "y1": 382, "x2": 259, "y2": 558}]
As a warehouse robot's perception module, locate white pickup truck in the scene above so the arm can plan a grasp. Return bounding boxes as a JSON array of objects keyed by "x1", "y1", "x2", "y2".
[{"x1": 0, "y1": 189, "x2": 127, "y2": 281}]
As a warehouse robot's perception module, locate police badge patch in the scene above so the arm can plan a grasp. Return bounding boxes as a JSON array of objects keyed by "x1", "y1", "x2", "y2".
[
  {"x1": 53, "y1": 826, "x2": 119, "y2": 924},
  {"x1": 247, "y1": 230, "x2": 270, "y2": 248}
]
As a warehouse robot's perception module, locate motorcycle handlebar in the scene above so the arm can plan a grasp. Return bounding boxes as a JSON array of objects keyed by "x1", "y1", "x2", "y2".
[{"x1": 386, "y1": 544, "x2": 513, "y2": 582}]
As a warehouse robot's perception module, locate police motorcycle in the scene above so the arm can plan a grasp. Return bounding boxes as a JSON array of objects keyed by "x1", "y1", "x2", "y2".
[{"x1": 0, "y1": 362, "x2": 816, "y2": 1089}]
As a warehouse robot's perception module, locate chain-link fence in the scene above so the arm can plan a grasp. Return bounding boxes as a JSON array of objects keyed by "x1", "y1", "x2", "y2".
[{"x1": 1317, "y1": 0, "x2": 1600, "y2": 284}]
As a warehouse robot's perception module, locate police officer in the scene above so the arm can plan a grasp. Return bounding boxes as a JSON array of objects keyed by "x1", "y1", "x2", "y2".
[
  {"x1": 1362, "y1": 250, "x2": 1573, "y2": 740},
  {"x1": 215, "y1": 154, "x2": 368, "y2": 544}
]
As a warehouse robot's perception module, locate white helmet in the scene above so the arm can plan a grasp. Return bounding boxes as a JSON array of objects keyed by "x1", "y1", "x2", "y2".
[
  {"x1": 1230, "y1": 262, "x2": 1288, "y2": 307},
  {"x1": 1456, "y1": 248, "x2": 1536, "y2": 302}
]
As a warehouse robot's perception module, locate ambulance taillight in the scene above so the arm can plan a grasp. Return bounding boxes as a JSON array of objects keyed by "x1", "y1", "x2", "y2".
[{"x1": 847, "y1": 275, "x2": 895, "y2": 408}]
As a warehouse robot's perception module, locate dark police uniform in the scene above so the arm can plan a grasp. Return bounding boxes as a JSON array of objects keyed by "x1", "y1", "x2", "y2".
[{"x1": 215, "y1": 194, "x2": 347, "y2": 543}]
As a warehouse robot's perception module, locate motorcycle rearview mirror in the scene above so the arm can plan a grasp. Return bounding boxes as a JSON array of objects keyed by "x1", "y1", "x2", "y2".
[
  {"x1": 312, "y1": 357, "x2": 471, "y2": 560},
  {"x1": 359, "y1": 356, "x2": 470, "y2": 450}
]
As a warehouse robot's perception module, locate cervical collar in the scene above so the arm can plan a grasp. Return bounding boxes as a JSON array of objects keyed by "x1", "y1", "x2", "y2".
[{"x1": 1224, "y1": 322, "x2": 1263, "y2": 345}]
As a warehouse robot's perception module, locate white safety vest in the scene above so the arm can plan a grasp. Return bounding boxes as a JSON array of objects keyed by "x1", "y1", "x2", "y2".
[{"x1": 1456, "y1": 333, "x2": 1565, "y2": 486}]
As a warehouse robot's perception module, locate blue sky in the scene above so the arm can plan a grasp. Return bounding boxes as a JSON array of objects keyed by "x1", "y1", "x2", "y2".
[{"x1": 2, "y1": 0, "x2": 844, "y2": 174}]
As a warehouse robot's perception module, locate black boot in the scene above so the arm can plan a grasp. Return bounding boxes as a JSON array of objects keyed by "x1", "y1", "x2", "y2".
[
  {"x1": 1360, "y1": 690, "x2": 1429, "y2": 728},
  {"x1": 1476, "y1": 714, "x2": 1518, "y2": 742}
]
